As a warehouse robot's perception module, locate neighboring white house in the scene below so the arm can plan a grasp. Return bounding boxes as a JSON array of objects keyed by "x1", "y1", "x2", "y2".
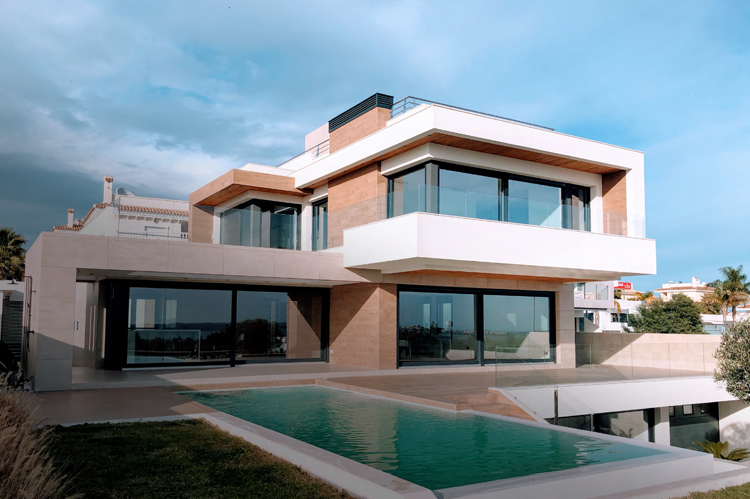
[
  {"x1": 655, "y1": 277, "x2": 715, "y2": 302},
  {"x1": 574, "y1": 281, "x2": 641, "y2": 332},
  {"x1": 52, "y1": 176, "x2": 189, "y2": 240}
]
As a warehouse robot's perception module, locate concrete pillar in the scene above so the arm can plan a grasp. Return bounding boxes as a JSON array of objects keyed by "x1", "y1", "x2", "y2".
[{"x1": 654, "y1": 406, "x2": 671, "y2": 445}]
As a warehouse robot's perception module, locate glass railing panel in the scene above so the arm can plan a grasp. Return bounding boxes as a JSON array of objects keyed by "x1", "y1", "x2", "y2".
[
  {"x1": 438, "y1": 185, "x2": 500, "y2": 221},
  {"x1": 326, "y1": 185, "x2": 646, "y2": 240}
]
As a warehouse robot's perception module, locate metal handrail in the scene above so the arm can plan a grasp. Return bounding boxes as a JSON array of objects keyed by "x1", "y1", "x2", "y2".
[
  {"x1": 277, "y1": 139, "x2": 330, "y2": 168},
  {"x1": 390, "y1": 96, "x2": 554, "y2": 131},
  {"x1": 118, "y1": 231, "x2": 189, "y2": 240}
]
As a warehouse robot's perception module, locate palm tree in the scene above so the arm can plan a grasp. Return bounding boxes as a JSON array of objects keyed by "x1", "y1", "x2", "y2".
[
  {"x1": 713, "y1": 266, "x2": 750, "y2": 324},
  {"x1": 0, "y1": 227, "x2": 26, "y2": 281},
  {"x1": 635, "y1": 290, "x2": 659, "y2": 305}
]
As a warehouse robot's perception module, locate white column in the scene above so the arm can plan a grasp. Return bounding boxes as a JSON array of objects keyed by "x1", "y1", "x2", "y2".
[{"x1": 654, "y1": 406, "x2": 671, "y2": 445}]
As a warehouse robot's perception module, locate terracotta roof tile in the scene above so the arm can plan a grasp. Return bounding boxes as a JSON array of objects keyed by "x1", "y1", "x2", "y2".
[
  {"x1": 52, "y1": 224, "x2": 82, "y2": 231},
  {"x1": 118, "y1": 204, "x2": 188, "y2": 217}
]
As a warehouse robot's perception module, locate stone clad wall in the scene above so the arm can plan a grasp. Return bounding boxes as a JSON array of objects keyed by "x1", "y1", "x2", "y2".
[{"x1": 576, "y1": 332, "x2": 720, "y2": 372}]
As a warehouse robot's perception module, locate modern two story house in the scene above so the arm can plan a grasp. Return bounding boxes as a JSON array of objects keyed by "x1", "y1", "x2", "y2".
[{"x1": 23, "y1": 94, "x2": 656, "y2": 391}]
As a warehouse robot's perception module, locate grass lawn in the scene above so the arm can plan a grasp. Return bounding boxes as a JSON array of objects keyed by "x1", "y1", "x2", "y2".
[
  {"x1": 675, "y1": 482, "x2": 750, "y2": 499},
  {"x1": 49, "y1": 419, "x2": 353, "y2": 499}
]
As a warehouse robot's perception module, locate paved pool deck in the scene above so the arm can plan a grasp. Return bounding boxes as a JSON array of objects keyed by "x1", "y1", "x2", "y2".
[{"x1": 31, "y1": 363, "x2": 709, "y2": 426}]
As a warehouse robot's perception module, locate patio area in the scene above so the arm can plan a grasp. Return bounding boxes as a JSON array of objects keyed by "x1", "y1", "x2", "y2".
[{"x1": 31, "y1": 363, "x2": 711, "y2": 426}]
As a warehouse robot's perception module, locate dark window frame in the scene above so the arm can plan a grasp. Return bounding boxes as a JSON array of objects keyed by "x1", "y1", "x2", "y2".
[
  {"x1": 387, "y1": 161, "x2": 591, "y2": 231},
  {"x1": 396, "y1": 284, "x2": 556, "y2": 368},
  {"x1": 312, "y1": 198, "x2": 328, "y2": 251},
  {"x1": 104, "y1": 279, "x2": 329, "y2": 370}
]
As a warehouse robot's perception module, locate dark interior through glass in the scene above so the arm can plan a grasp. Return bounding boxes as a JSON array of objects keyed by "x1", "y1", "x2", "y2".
[
  {"x1": 387, "y1": 161, "x2": 590, "y2": 231},
  {"x1": 220, "y1": 199, "x2": 300, "y2": 250},
  {"x1": 127, "y1": 287, "x2": 232, "y2": 364}
]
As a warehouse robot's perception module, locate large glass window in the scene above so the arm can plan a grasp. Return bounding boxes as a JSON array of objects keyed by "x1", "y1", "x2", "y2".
[
  {"x1": 438, "y1": 168, "x2": 500, "y2": 221},
  {"x1": 484, "y1": 295, "x2": 552, "y2": 361},
  {"x1": 121, "y1": 284, "x2": 325, "y2": 367},
  {"x1": 388, "y1": 167, "x2": 426, "y2": 217},
  {"x1": 507, "y1": 179, "x2": 562, "y2": 228},
  {"x1": 595, "y1": 410, "x2": 654, "y2": 442},
  {"x1": 235, "y1": 290, "x2": 323, "y2": 361},
  {"x1": 387, "y1": 162, "x2": 589, "y2": 231},
  {"x1": 398, "y1": 291, "x2": 476, "y2": 363},
  {"x1": 312, "y1": 200, "x2": 328, "y2": 251},
  {"x1": 220, "y1": 199, "x2": 300, "y2": 250},
  {"x1": 398, "y1": 288, "x2": 554, "y2": 366},
  {"x1": 127, "y1": 288, "x2": 232, "y2": 364}
]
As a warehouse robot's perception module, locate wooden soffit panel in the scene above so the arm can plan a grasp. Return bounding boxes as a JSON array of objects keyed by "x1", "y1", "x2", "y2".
[
  {"x1": 190, "y1": 169, "x2": 312, "y2": 206},
  {"x1": 401, "y1": 269, "x2": 594, "y2": 284},
  {"x1": 310, "y1": 132, "x2": 622, "y2": 188}
]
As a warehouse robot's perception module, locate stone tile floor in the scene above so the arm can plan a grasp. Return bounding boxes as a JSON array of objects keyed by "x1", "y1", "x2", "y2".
[{"x1": 30, "y1": 364, "x2": 709, "y2": 426}]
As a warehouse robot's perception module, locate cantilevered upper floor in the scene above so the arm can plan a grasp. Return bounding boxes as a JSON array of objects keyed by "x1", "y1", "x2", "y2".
[{"x1": 188, "y1": 94, "x2": 655, "y2": 283}]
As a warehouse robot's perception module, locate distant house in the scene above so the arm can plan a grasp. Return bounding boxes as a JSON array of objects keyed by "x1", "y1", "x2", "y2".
[
  {"x1": 0, "y1": 280, "x2": 24, "y2": 361},
  {"x1": 654, "y1": 277, "x2": 715, "y2": 302},
  {"x1": 52, "y1": 176, "x2": 188, "y2": 240}
]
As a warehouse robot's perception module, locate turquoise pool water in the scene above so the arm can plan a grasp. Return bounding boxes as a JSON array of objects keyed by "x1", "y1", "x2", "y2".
[{"x1": 185, "y1": 386, "x2": 666, "y2": 490}]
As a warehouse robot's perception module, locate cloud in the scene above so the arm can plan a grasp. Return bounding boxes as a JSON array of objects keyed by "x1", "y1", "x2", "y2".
[{"x1": 0, "y1": 0, "x2": 749, "y2": 291}]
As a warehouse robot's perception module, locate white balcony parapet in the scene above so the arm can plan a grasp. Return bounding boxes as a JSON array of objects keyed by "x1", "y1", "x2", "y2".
[{"x1": 342, "y1": 213, "x2": 656, "y2": 281}]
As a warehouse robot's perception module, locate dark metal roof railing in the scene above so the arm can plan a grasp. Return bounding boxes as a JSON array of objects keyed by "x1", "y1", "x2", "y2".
[
  {"x1": 390, "y1": 96, "x2": 554, "y2": 131},
  {"x1": 276, "y1": 139, "x2": 330, "y2": 168},
  {"x1": 328, "y1": 93, "x2": 394, "y2": 133}
]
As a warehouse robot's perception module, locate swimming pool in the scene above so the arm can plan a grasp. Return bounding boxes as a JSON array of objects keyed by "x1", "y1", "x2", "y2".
[{"x1": 185, "y1": 385, "x2": 666, "y2": 490}]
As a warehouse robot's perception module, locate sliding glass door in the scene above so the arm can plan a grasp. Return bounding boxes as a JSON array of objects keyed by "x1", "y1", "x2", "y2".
[
  {"x1": 127, "y1": 287, "x2": 232, "y2": 364},
  {"x1": 483, "y1": 295, "x2": 552, "y2": 362},
  {"x1": 398, "y1": 290, "x2": 476, "y2": 363},
  {"x1": 119, "y1": 283, "x2": 327, "y2": 368},
  {"x1": 397, "y1": 287, "x2": 555, "y2": 366},
  {"x1": 235, "y1": 290, "x2": 323, "y2": 361}
]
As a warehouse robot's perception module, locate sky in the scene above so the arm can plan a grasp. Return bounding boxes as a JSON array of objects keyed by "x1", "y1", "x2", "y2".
[{"x1": 0, "y1": 0, "x2": 749, "y2": 292}]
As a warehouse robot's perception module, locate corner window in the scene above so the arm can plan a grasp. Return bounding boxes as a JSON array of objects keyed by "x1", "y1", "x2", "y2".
[
  {"x1": 312, "y1": 199, "x2": 328, "y2": 251},
  {"x1": 386, "y1": 161, "x2": 590, "y2": 231},
  {"x1": 220, "y1": 199, "x2": 301, "y2": 250}
]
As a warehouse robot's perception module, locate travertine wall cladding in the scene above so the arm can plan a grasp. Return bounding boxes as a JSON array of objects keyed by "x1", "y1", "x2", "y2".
[
  {"x1": 329, "y1": 283, "x2": 397, "y2": 370},
  {"x1": 576, "y1": 332, "x2": 720, "y2": 372},
  {"x1": 329, "y1": 107, "x2": 390, "y2": 153},
  {"x1": 601, "y1": 170, "x2": 628, "y2": 235},
  {"x1": 329, "y1": 277, "x2": 574, "y2": 371},
  {"x1": 327, "y1": 163, "x2": 387, "y2": 247}
]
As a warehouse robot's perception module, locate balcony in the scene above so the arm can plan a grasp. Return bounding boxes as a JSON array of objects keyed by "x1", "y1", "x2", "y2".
[
  {"x1": 118, "y1": 231, "x2": 189, "y2": 241},
  {"x1": 337, "y1": 190, "x2": 655, "y2": 281},
  {"x1": 574, "y1": 282, "x2": 614, "y2": 310}
]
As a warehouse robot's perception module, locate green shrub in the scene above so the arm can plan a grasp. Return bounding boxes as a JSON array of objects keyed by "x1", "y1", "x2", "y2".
[{"x1": 694, "y1": 441, "x2": 750, "y2": 461}]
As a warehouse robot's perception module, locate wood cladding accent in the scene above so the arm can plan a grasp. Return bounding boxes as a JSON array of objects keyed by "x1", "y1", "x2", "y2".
[
  {"x1": 190, "y1": 169, "x2": 312, "y2": 207},
  {"x1": 309, "y1": 132, "x2": 623, "y2": 189},
  {"x1": 327, "y1": 163, "x2": 387, "y2": 247},
  {"x1": 601, "y1": 170, "x2": 628, "y2": 236},
  {"x1": 329, "y1": 283, "x2": 397, "y2": 370},
  {"x1": 189, "y1": 204, "x2": 214, "y2": 243},
  {"x1": 329, "y1": 107, "x2": 391, "y2": 153},
  {"x1": 401, "y1": 269, "x2": 588, "y2": 284}
]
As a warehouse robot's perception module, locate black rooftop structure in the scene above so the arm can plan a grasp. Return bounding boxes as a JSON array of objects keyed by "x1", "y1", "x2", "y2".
[{"x1": 328, "y1": 93, "x2": 393, "y2": 133}]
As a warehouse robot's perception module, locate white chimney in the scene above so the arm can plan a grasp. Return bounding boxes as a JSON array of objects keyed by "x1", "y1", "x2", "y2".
[
  {"x1": 103, "y1": 176, "x2": 113, "y2": 203},
  {"x1": 67, "y1": 208, "x2": 74, "y2": 227}
]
